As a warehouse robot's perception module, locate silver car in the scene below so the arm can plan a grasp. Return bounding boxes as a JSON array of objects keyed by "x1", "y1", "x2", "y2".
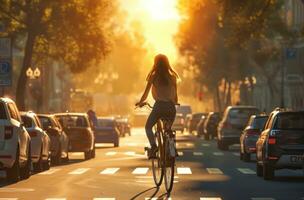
[
  {"x1": 21, "y1": 112, "x2": 51, "y2": 172},
  {"x1": 217, "y1": 106, "x2": 260, "y2": 150}
]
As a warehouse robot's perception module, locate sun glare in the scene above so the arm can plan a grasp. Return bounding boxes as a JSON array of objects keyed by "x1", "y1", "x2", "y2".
[{"x1": 120, "y1": 0, "x2": 181, "y2": 64}]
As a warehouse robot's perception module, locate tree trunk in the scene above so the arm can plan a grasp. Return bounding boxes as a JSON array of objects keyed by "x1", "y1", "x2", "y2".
[
  {"x1": 215, "y1": 85, "x2": 222, "y2": 113},
  {"x1": 16, "y1": 32, "x2": 36, "y2": 110},
  {"x1": 225, "y1": 81, "x2": 231, "y2": 107}
]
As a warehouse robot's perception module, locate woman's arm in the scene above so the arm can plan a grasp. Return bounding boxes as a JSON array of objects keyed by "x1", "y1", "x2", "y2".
[{"x1": 137, "y1": 81, "x2": 152, "y2": 105}]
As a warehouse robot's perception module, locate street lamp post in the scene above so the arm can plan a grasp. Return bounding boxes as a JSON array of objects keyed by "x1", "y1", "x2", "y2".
[{"x1": 26, "y1": 67, "x2": 42, "y2": 111}]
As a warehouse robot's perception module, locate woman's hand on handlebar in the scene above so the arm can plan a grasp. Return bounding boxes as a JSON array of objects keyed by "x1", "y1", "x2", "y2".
[{"x1": 135, "y1": 101, "x2": 152, "y2": 108}]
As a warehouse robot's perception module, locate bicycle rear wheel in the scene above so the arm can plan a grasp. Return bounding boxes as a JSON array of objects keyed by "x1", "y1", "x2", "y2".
[
  {"x1": 164, "y1": 136, "x2": 175, "y2": 193},
  {"x1": 152, "y1": 131, "x2": 163, "y2": 187}
]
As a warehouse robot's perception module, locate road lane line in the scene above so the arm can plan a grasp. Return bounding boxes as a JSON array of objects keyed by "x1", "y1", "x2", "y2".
[
  {"x1": 200, "y1": 198, "x2": 222, "y2": 200},
  {"x1": 105, "y1": 152, "x2": 117, "y2": 156},
  {"x1": 193, "y1": 152, "x2": 204, "y2": 156},
  {"x1": 0, "y1": 198, "x2": 19, "y2": 200},
  {"x1": 233, "y1": 152, "x2": 240, "y2": 156},
  {"x1": 206, "y1": 168, "x2": 223, "y2": 174},
  {"x1": 125, "y1": 151, "x2": 136, "y2": 156},
  {"x1": 100, "y1": 168, "x2": 120, "y2": 175},
  {"x1": 213, "y1": 152, "x2": 224, "y2": 156},
  {"x1": 0, "y1": 188, "x2": 35, "y2": 192},
  {"x1": 39, "y1": 169, "x2": 61, "y2": 175},
  {"x1": 177, "y1": 167, "x2": 192, "y2": 174},
  {"x1": 68, "y1": 168, "x2": 90, "y2": 175},
  {"x1": 201, "y1": 143, "x2": 210, "y2": 147},
  {"x1": 237, "y1": 168, "x2": 256, "y2": 175},
  {"x1": 132, "y1": 167, "x2": 149, "y2": 174}
]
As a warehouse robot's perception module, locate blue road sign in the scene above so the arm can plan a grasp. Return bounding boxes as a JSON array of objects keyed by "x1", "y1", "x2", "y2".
[
  {"x1": 286, "y1": 48, "x2": 296, "y2": 60},
  {"x1": 0, "y1": 59, "x2": 12, "y2": 86}
]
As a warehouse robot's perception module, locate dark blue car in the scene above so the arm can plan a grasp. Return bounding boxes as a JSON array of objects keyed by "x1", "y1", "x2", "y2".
[{"x1": 94, "y1": 117, "x2": 120, "y2": 147}]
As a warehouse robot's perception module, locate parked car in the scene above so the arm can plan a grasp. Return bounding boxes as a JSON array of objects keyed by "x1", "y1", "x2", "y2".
[
  {"x1": 188, "y1": 112, "x2": 207, "y2": 133},
  {"x1": 196, "y1": 115, "x2": 207, "y2": 137},
  {"x1": 21, "y1": 111, "x2": 51, "y2": 172},
  {"x1": 95, "y1": 117, "x2": 120, "y2": 147},
  {"x1": 256, "y1": 109, "x2": 304, "y2": 180},
  {"x1": 117, "y1": 117, "x2": 131, "y2": 136},
  {"x1": 0, "y1": 98, "x2": 31, "y2": 182},
  {"x1": 176, "y1": 104, "x2": 192, "y2": 119},
  {"x1": 172, "y1": 113, "x2": 185, "y2": 133},
  {"x1": 38, "y1": 114, "x2": 69, "y2": 164},
  {"x1": 203, "y1": 112, "x2": 220, "y2": 140},
  {"x1": 240, "y1": 115, "x2": 268, "y2": 162},
  {"x1": 55, "y1": 113, "x2": 95, "y2": 160},
  {"x1": 217, "y1": 106, "x2": 260, "y2": 150}
]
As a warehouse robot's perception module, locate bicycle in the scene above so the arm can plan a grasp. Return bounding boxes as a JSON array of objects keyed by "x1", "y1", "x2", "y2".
[{"x1": 137, "y1": 102, "x2": 178, "y2": 193}]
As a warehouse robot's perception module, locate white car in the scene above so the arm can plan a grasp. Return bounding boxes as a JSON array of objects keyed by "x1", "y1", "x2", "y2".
[
  {"x1": 21, "y1": 112, "x2": 51, "y2": 172},
  {"x1": 0, "y1": 98, "x2": 31, "y2": 182}
]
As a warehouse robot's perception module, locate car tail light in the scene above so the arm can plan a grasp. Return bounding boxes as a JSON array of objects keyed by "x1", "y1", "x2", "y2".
[
  {"x1": 29, "y1": 131, "x2": 38, "y2": 137},
  {"x1": 4, "y1": 126, "x2": 13, "y2": 139},
  {"x1": 268, "y1": 156, "x2": 278, "y2": 160},
  {"x1": 223, "y1": 122, "x2": 232, "y2": 129},
  {"x1": 268, "y1": 138, "x2": 276, "y2": 144}
]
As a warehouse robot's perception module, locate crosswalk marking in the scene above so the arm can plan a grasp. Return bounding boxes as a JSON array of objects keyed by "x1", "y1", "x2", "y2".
[
  {"x1": 251, "y1": 198, "x2": 275, "y2": 200},
  {"x1": 206, "y1": 168, "x2": 223, "y2": 174},
  {"x1": 39, "y1": 169, "x2": 61, "y2": 175},
  {"x1": 237, "y1": 168, "x2": 256, "y2": 175},
  {"x1": 200, "y1": 198, "x2": 222, "y2": 200},
  {"x1": 233, "y1": 152, "x2": 240, "y2": 156},
  {"x1": 132, "y1": 167, "x2": 149, "y2": 174},
  {"x1": 105, "y1": 152, "x2": 117, "y2": 156},
  {"x1": 93, "y1": 198, "x2": 116, "y2": 200},
  {"x1": 100, "y1": 168, "x2": 120, "y2": 175},
  {"x1": 193, "y1": 152, "x2": 204, "y2": 156},
  {"x1": 125, "y1": 151, "x2": 136, "y2": 156},
  {"x1": 45, "y1": 199, "x2": 66, "y2": 200},
  {"x1": 201, "y1": 143, "x2": 210, "y2": 147},
  {"x1": 145, "y1": 198, "x2": 172, "y2": 200},
  {"x1": 68, "y1": 168, "x2": 90, "y2": 175},
  {"x1": 0, "y1": 198, "x2": 19, "y2": 200},
  {"x1": 177, "y1": 167, "x2": 192, "y2": 174},
  {"x1": 213, "y1": 152, "x2": 224, "y2": 156},
  {"x1": 178, "y1": 151, "x2": 184, "y2": 156}
]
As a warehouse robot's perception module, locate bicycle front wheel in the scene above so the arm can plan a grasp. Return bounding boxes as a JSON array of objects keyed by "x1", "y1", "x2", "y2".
[
  {"x1": 164, "y1": 137, "x2": 175, "y2": 193},
  {"x1": 152, "y1": 131, "x2": 163, "y2": 187}
]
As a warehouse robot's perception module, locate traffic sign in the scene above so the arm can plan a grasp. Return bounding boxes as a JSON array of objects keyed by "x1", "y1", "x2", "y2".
[
  {"x1": 286, "y1": 48, "x2": 296, "y2": 60},
  {"x1": 0, "y1": 59, "x2": 12, "y2": 86},
  {"x1": 0, "y1": 37, "x2": 11, "y2": 58}
]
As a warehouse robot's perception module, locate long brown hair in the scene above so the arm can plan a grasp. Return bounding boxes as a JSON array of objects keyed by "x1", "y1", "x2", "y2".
[{"x1": 146, "y1": 54, "x2": 179, "y2": 85}]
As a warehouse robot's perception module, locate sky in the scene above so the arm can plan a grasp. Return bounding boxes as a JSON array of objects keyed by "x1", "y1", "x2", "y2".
[{"x1": 119, "y1": 0, "x2": 181, "y2": 63}]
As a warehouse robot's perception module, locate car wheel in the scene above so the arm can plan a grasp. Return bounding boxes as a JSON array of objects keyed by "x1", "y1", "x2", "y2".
[
  {"x1": 7, "y1": 148, "x2": 20, "y2": 183},
  {"x1": 20, "y1": 146, "x2": 31, "y2": 180},
  {"x1": 263, "y1": 163, "x2": 274, "y2": 180},
  {"x1": 256, "y1": 162, "x2": 263, "y2": 177},
  {"x1": 243, "y1": 152, "x2": 251, "y2": 162},
  {"x1": 91, "y1": 145, "x2": 96, "y2": 158},
  {"x1": 43, "y1": 157, "x2": 51, "y2": 171},
  {"x1": 52, "y1": 146, "x2": 62, "y2": 165},
  {"x1": 33, "y1": 148, "x2": 43, "y2": 172},
  {"x1": 114, "y1": 139, "x2": 119, "y2": 147},
  {"x1": 84, "y1": 150, "x2": 91, "y2": 160}
]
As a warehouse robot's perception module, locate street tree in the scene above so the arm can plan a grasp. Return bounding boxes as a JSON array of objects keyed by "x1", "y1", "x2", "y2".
[{"x1": 0, "y1": 0, "x2": 114, "y2": 109}]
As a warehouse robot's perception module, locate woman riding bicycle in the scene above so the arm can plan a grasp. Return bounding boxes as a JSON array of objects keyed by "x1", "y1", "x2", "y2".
[{"x1": 136, "y1": 54, "x2": 179, "y2": 159}]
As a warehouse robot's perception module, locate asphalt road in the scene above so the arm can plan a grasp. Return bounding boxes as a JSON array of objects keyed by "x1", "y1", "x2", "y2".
[{"x1": 0, "y1": 128, "x2": 303, "y2": 200}]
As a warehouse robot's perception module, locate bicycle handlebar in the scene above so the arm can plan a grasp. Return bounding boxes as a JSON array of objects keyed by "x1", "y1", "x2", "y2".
[{"x1": 135, "y1": 102, "x2": 180, "y2": 109}]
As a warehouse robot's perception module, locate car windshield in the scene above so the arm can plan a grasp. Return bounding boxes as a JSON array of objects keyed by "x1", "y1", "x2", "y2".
[
  {"x1": 56, "y1": 115, "x2": 89, "y2": 128},
  {"x1": 97, "y1": 119, "x2": 115, "y2": 127},
  {"x1": 274, "y1": 113, "x2": 304, "y2": 130},
  {"x1": 229, "y1": 108, "x2": 259, "y2": 119},
  {"x1": 251, "y1": 117, "x2": 268, "y2": 129},
  {"x1": 39, "y1": 116, "x2": 52, "y2": 130},
  {"x1": 192, "y1": 113, "x2": 204, "y2": 119},
  {"x1": 21, "y1": 116, "x2": 33, "y2": 128}
]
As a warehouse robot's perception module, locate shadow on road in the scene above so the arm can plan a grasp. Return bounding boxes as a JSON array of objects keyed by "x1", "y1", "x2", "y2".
[
  {"x1": 130, "y1": 186, "x2": 170, "y2": 199},
  {"x1": 273, "y1": 176, "x2": 304, "y2": 183}
]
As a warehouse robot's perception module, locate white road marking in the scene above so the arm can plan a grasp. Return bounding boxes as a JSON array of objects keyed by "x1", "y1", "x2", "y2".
[
  {"x1": 45, "y1": 199, "x2": 66, "y2": 200},
  {"x1": 206, "y1": 168, "x2": 223, "y2": 174},
  {"x1": 251, "y1": 198, "x2": 275, "y2": 200},
  {"x1": 93, "y1": 198, "x2": 116, "y2": 200},
  {"x1": 0, "y1": 198, "x2": 19, "y2": 200},
  {"x1": 68, "y1": 168, "x2": 90, "y2": 175},
  {"x1": 39, "y1": 169, "x2": 61, "y2": 175},
  {"x1": 127, "y1": 143, "x2": 138, "y2": 147},
  {"x1": 193, "y1": 152, "x2": 204, "y2": 156},
  {"x1": 186, "y1": 143, "x2": 194, "y2": 147},
  {"x1": 178, "y1": 151, "x2": 184, "y2": 156},
  {"x1": 69, "y1": 152, "x2": 83, "y2": 156},
  {"x1": 201, "y1": 143, "x2": 210, "y2": 147},
  {"x1": 100, "y1": 168, "x2": 120, "y2": 175},
  {"x1": 200, "y1": 198, "x2": 222, "y2": 200},
  {"x1": 213, "y1": 152, "x2": 224, "y2": 156},
  {"x1": 125, "y1": 151, "x2": 136, "y2": 156},
  {"x1": 177, "y1": 167, "x2": 192, "y2": 174},
  {"x1": 132, "y1": 167, "x2": 149, "y2": 174},
  {"x1": 237, "y1": 168, "x2": 256, "y2": 175},
  {"x1": 233, "y1": 152, "x2": 240, "y2": 156},
  {"x1": 105, "y1": 152, "x2": 117, "y2": 156},
  {"x1": 145, "y1": 198, "x2": 172, "y2": 200}
]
